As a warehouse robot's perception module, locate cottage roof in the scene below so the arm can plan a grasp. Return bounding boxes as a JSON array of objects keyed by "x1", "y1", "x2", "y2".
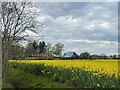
[
  {"x1": 64, "y1": 52, "x2": 76, "y2": 57},
  {"x1": 39, "y1": 52, "x2": 53, "y2": 57}
]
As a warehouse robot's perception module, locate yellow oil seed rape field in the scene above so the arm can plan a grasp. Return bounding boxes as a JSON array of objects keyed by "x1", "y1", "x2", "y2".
[{"x1": 9, "y1": 59, "x2": 119, "y2": 78}]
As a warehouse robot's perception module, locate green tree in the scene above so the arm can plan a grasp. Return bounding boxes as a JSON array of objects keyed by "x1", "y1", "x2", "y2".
[
  {"x1": 52, "y1": 42, "x2": 64, "y2": 56},
  {"x1": 41, "y1": 41, "x2": 46, "y2": 52},
  {"x1": 46, "y1": 43, "x2": 52, "y2": 53},
  {"x1": 112, "y1": 54, "x2": 117, "y2": 59},
  {"x1": 25, "y1": 42, "x2": 36, "y2": 56},
  {"x1": 91, "y1": 54, "x2": 98, "y2": 59},
  {"x1": 32, "y1": 40, "x2": 38, "y2": 54},
  {"x1": 38, "y1": 41, "x2": 46, "y2": 53},
  {"x1": 99, "y1": 53, "x2": 107, "y2": 59},
  {"x1": 33, "y1": 41, "x2": 38, "y2": 49},
  {"x1": 79, "y1": 52, "x2": 91, "y2": 59},
  {"x1": 10, "y1": 44, "x2": 25, "y2": 59}
]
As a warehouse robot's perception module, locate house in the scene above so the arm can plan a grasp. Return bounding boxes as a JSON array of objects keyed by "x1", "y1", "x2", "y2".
[
  {"x1": 39, "y1": 52, "x2": 54, "y2": 59},
  {"x1": 29, "y1": 52, "x2": 54, "y2": 60},
  {"x1": 26, "y1": 52, "x2": 63, "y2": 60},
  {"x1": 38, "y1": 52, "x2": 63, "y2": 59},
  {"x1": 64, "y1": 52, "x2": 78, "y2": 59}
]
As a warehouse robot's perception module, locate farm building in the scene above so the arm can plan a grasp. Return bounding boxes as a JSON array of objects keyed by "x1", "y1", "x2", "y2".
[
  {"x1": 38, "y1": 52, "x2": 54, "y2": 59},
  {"x1": 26, "y1": 52, "x2": 63, "y2": 60},
  {"x1": 64, "y1": 52, "x2": 78, "y2": 59},
  {"x1": 39, "y1": 52, "x2": 62, "y2": 59},
  {"x1": 26, "y1": 52, "x2": 54, "y2": 60}
]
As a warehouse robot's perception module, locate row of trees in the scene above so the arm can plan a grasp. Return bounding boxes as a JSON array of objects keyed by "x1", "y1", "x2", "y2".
[
  {"x1": 9, "y1": 41, "x2": 64, "y2": 59},
  {"x1": 79, "y1": 52, "x2": 119, "y2": 59},
  {"x1": 8, "y1": 43, "x2": 119, "y2": 60},
  {"x1": 25, "y1": 41, "x2": 46, "y2": 56},
  {"x1": 9, "y1": 42, "x2": 119, "y2": 60},
  {"x1": 25, "y1": 41, "x2": 64, "y2": 56}
]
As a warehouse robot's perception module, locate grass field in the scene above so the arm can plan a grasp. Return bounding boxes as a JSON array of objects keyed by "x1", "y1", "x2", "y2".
[
  {"x1": 8, "y1": 59, "x2": 120, "y2": 88},
  {"x1": 3, "y1": 67, "x2": 70, "y2": 88}
]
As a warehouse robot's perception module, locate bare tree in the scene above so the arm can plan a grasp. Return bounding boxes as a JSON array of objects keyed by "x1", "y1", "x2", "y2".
[
  {"x1": 0, "y1": 2, "x2": 40, "y2": 65},
  {"x1": 52, "y1": 42, "x2": 64, "y2": 56}
]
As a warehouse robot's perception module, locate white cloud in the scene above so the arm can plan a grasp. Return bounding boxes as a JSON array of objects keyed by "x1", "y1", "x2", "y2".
[
  {"x1": 23, "y1": 30, "x2": 38, "y2": 36},
  {"x1": 65, "y1": 39, "x2": 117, "y2": 44},
  {"x1": 28, "y1": 2, "x2": 118, "y2": 55},
  {"x1": 87, "y1": 24, "x2": 95, "y2": 30},
  {"x1": 98, "y1": 22, "x2": 110, "y2": 29}
]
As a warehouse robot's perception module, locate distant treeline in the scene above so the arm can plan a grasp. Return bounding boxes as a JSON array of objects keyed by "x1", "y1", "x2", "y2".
[
  {"x1": 78, "y1": 52, "x2": 119, "y2": 60},
  {"x1": 10, "y1": 40, "x2": 119, "y2": 60},
  {"x1": 10, "y1": 40, "x2": 64, "y2": 59}
]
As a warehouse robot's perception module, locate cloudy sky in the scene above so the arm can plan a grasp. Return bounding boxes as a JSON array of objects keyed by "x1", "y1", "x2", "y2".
[{"x1": 29, "y1": 2, "x2": 118, "y2": 55}]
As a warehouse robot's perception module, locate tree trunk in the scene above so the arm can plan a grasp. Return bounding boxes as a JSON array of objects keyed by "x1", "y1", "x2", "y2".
[
  {"x1": 2, "y1": 39, "x2": 11, "y2": 88},
  {"x1": 0, "y1": 34, "x2": 2, "y2": 89}
]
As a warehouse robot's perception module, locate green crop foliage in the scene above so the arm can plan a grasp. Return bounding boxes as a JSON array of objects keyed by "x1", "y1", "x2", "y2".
[{"x1": 8, "y1": 61, "x2": 119, "y2": 89}]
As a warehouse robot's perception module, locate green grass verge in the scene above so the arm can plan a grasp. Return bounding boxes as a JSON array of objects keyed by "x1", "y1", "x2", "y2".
[{"x1": 4, "y1": 67, "x2": 71, "y2": 88}]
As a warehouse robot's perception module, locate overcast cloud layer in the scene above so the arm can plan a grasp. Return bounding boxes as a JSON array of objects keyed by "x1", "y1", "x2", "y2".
[{"x1": 30, "y1": 2, "x2": 118, "y2": 55}]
